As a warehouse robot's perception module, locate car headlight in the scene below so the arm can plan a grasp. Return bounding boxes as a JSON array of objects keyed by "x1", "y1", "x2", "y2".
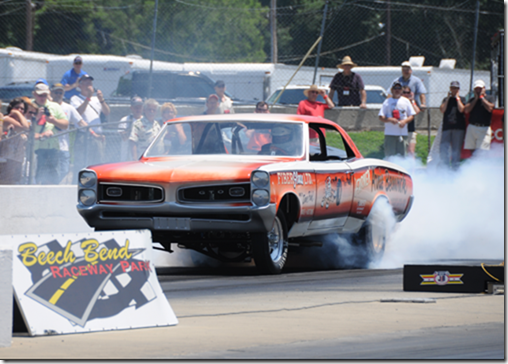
[
  {"x1": 79, "y1": 171, "x2": 97, "y2": 188},
  {"x1": 252, "y1": 189, "x2": 270, "y2": 206},
  {"x1": 252, "y1": 171, "x2": 269, "y2": 188},
  {"x1": 79, "y1": 189, "x2": 96, "y2": 206}
]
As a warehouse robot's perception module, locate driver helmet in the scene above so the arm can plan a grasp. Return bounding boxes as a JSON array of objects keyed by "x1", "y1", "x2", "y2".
[{"x1": 271, "y1": 125, "x2": 293, "y2": 144}]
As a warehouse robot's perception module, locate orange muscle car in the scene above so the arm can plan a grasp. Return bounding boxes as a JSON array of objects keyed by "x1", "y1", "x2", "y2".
[{"x1": 77, "y1": 114, "x2": 413, "y2": 274}]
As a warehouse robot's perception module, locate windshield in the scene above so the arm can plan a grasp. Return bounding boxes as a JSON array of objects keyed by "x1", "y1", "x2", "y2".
[{"x1": 145, "y1": 120, "x2": 304, "y2": 157}]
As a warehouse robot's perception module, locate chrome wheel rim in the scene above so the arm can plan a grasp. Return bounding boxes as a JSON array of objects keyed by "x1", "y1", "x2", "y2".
[
  {"x1": 370, "y1": 219, "x2": 386, "y2": 254},
  {"x1": 267, "y1": 216, "x2": 285, "y2": 263}
]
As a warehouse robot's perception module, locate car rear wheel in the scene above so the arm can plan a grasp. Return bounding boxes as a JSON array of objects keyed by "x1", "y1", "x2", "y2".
[{"x1": 252, "y1": 211, "x2": 288, "y2": 274}]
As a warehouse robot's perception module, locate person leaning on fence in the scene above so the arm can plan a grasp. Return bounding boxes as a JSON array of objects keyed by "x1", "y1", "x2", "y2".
[
  {"x1": 31, "y1": 82, "x2": 69, "y2": 184},
  {"x1": 51, "y1": 82, "x2": 88, "y2": 183},
  {"x1": 129, "y1": 99, "x2": 163, "y2": 160},
  {"x1": 379, "y1": 81, "x2": 416, "y2": 158},
  {"x1": 463, "y1": 80, "x2": 495, "y2": 154},
  {"x1": 61, "y1": 56, "x2": 87, "y2": 100},
  {"x1": 439, "y1": 81, "x2": 466, "y2": 170},
  {"x1": 0, "y1": 98, "x2": 31, "y2": 184},
  {"x1": 214, "y1": 80, "x2": 234, "y2": 114},
  {"x1": 118, "y1": 96, "x2": 144, "y2": 162},
  {"x1": 70, "y1": 74, "x2": 110, "y2": 169},
  {"x1": 328, "y1": 56, "x2": 367, "y2": 108}
]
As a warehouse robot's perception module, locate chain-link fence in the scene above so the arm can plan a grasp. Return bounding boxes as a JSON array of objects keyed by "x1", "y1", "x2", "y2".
[{"x1": 0, "y1": 0, "x2": 504, "y2": 184}]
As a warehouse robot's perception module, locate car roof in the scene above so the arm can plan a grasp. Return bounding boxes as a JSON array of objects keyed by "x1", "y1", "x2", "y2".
[{"x1": 166, "y1": 113, "x2": 342, "y2": 128}]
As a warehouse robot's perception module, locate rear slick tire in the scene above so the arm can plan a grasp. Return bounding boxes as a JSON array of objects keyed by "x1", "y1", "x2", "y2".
[{"x1": 252, "y1": 211, "x2": 288, "y2": 274}]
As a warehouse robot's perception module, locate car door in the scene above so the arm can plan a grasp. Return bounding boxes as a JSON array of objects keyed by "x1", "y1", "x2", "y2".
[{"x1": 307, "y1": 123, "x2": 355, "y2": 233}]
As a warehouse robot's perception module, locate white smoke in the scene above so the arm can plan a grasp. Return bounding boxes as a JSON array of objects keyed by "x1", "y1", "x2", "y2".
[{"x1": 378, "y1": 146, "x2": 505, "y2": 268}]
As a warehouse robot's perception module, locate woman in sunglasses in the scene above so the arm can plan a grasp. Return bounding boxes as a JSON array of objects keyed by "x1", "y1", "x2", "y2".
[{"x1": 2, "y1": 97, "x2": 31, "y2": 134}]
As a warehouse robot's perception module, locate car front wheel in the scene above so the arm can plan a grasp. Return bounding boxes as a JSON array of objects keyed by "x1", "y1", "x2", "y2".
[{"x1": 252, "y1": 211, "x2": 288, "y2": 274}]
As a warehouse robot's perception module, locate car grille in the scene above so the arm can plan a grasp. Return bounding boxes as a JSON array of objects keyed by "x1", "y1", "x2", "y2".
[
  {"x1": 179, "y1": 183, "x2": 251, "y2": 203},
  {"x1": 98, "y1": 183, "x2": 164, "y2": 203}
]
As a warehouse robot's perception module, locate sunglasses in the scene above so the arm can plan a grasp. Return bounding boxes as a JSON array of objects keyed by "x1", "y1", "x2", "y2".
[
  {"x1": 402, "y1": 91, "x2": 411, "y2": 94},
  {"x1": 14, "y1": 105, "x2": 25, "y2": 111},
  {"x1": 393, "y1": 87, "x2": 402, "y2": 90},
  {"x1": 27, "y1": 111, "x2": 37, "y2": 116},
  {"x1": 74, "y1": 62, "x2": 82, "y2": 65},
  {"x1": 309, "y1": 91, "x2": 319, "y2": 94}
]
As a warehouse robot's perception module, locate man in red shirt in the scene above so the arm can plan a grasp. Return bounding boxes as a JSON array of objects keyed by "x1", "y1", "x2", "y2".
[{"x1": 297, "y1": 85, "x2": 335, "y2": 117}]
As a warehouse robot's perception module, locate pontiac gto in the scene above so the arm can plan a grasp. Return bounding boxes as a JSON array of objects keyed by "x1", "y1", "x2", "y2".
[{"x1": 77, "y1": 114, "x2": 413, "y2": 274}]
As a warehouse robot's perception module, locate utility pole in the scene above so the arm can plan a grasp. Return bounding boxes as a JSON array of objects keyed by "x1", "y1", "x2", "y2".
[
  {"x1": 313, "y1": 1, "x2": 329, "y2": 85},
  {"x1": 148, "y1": 0, "x2": 159, "y2": 98},
  {"x1": 26, "y1": 0, "x2": 33, "y2": 51},
  {"x1": 386, "y1": 0, "x2": 391, "y2": 65},
  {"x1": 270, "y1": 0, "x2": 277, "y2": 63}
]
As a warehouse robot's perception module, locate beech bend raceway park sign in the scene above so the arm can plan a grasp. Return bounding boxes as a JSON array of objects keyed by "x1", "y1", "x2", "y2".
[{"x1": 9, "y1": 230, "x2": 178, "y2": 336}]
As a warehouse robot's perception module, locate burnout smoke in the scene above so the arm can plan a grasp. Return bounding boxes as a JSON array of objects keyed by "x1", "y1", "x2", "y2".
[{"x1": 379, "y1": 148, "x2": 504, "y2": 268}]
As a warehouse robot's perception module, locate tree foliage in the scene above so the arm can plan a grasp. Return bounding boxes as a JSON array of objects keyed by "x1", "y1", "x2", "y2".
[{"x1": 0, "y1": 0, "x2": 503, "y2": 69}]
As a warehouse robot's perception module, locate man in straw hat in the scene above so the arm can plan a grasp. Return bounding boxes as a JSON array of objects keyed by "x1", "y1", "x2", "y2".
[
  {"x1": 297, "y1": 85, "x2": 334, "y2": 117},
  {"x1": 329, "y1": 56, "x2": 367, "y2": 108}
]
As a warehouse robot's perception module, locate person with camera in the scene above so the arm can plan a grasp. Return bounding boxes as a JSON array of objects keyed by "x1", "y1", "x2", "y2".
[
  {"x1": 31, "y1": 81, "x2": 69, "y2": 184},
  {"x1": 70, "y1": 74, "x2": 110, "y2": 169},
  {"x1": 439, "y1": 81, "x2": 466, "y2": 169},
  {"x1": 463, "y1": 80, "x2": 495, "y2": 153}
]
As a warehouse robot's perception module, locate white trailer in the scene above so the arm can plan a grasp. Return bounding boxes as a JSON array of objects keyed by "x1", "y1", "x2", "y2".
[{"x1": 0, "y1": 47, "x2": 58, "y2": 87}]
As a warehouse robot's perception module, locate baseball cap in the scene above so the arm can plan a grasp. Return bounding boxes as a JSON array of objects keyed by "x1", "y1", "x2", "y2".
[
  {"x1": 401, "y1": 61, "x2": 412, "y2": 68},
  {"x1": 34, "y1": 83, "x2": 50, "y2": 95},
  {"x1": 79, "y1": 74, "x2": 94, "y2": 82},
  {"x1": 450, "y1": 81, "x2": 460, "y2": 88},
  {"x1": 131, "y1": 96, "x2": 143, "y2": 106},
  {"x1": 74, "y1": 56, "x2": 83, "y2": 64},
  {"x1": 35, "y1": 78, "x2": 49, "y2": 86},
  {"x1": 51, "y1": 83, "x2": 65, "y2": 91},
  {"x1": 473, "y1": 80, "x2": 485, "y2": 89},
  {"x1": 392, "y1": 81, "x2": 402, "y2": 88},
  {"x1": 214, "y1": 80, "x2": 225, "y2": 88}
]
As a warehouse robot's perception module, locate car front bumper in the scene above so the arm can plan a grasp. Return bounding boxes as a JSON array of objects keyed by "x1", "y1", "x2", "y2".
[{"x1": 78, "y1": 201, "x2": 277, "y2": 233}]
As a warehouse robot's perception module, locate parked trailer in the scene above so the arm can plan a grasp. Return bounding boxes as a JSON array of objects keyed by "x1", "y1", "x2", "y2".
[{"x1": 0, "y1": 47, "x2": 58, "y2": 87}]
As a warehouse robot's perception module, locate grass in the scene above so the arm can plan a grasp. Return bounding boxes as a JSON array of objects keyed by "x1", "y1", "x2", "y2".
[{"x1": 348, "y1": 131, "x2": 436, "y2": 164}]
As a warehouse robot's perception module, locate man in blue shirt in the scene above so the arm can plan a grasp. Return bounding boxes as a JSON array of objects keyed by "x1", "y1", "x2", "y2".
[{"x1": 61, "y1": 56, "x2": 86, "y2": 100}]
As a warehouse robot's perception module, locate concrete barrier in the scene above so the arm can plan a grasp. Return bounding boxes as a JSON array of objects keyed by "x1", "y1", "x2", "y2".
[
  {"x1": 107, "y1": 103, "x2": 442, "y2": 131},
  {"x1": 0, "y1": 245, "x2": 13, "y2": 347}
]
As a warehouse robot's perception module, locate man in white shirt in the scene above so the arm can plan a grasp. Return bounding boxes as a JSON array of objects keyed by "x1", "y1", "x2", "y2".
[
  {"x1": 70, "y1": 74, "x2": 110, "y2": 168},
  {"x1": 378, "y1": 81, "x2": 416, "y2": 158},
  {"x1": 51, "y1": 83, "x2": 88, "y2": 182},
  {"x1": 214, "y1": 80, "x2": 234, "y2": 114}
]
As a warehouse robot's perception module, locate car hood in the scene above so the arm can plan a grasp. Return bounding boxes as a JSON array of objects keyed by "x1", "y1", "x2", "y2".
[{"x1": 90, "y1": 157, "x2": 283, "y2": 184}]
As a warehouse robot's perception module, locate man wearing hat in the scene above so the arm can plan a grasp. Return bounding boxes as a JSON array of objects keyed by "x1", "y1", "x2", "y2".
[
  {"x1": 329, "y1": 56, "x2": 366, "y2": 108},
  {"x1": 61, "y1": 56, "x2": 87, "y2": 100},
  {"x1": 378, "y1": 81, "x2": 416, "y2": 158},
  {"x1": 439, "y1": 81, "x2": 466, "y2": 169},
  {"x1": 70, "y1": 74, "x2": 110, "y2": 169},
  {"x1": 51, "y1": 83, "x2": 88, "y2": 182},
  {"x1": 391, "y1": 61, "x2": 427, "y2": 158},
  {"x1": 297, "y1": 85, "x2": 335, "y2": 117},
  {"x1": 118, "y1": 95, "x2": 144, "y2": 161},
  {"x1": 214, "y1": 80, "x2": 234, "y2": 114},
  {"x1": 463, "y1": 79, "x2": 495, "y2": 152},
  {"x1": 31, "y1": 81, "x2": 69, "y2": 184}
]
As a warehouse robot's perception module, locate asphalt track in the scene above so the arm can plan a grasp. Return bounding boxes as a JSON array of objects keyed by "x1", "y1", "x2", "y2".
[{"x1": 1, "y1": 259, "x2": 504, "y2": 360}]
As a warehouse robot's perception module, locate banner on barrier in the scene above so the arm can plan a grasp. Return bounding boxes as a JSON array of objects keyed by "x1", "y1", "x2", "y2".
[{"x1": 10, "y1": 229, "x2": 178, "y2": 336}]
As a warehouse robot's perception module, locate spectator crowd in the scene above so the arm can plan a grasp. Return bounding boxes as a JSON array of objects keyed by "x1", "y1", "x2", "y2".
[{"x1": 0, "y1": 55, "x2": 498, "y2": 184}]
